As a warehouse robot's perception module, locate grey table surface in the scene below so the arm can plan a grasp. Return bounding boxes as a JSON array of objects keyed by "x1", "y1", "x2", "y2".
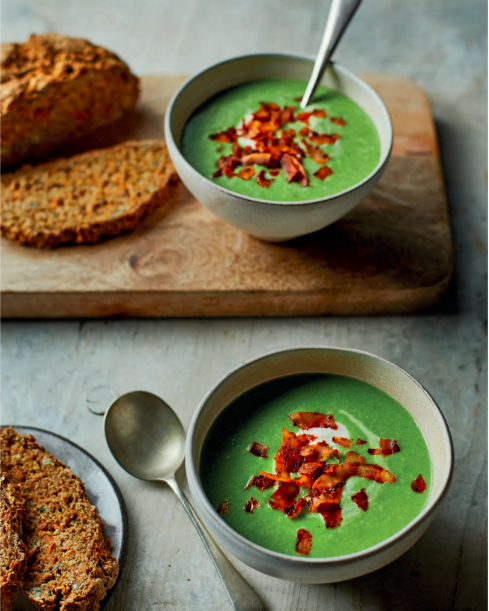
[{"x1": 1, "y1": 1, "x2": 487, "y2": 610}]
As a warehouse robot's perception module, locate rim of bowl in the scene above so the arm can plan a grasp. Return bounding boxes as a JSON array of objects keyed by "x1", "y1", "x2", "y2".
[
  {"x1": 186, "y1": 345, "x2": 454, "y2": 565},
  {"x1": 164, "y1": 53, "x2": 393, "y2": 207}
]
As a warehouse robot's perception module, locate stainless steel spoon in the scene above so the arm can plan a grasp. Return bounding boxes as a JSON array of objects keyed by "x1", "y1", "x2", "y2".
[
  {"x1": 104, "y1": 391, "x2": 265, "y2": 611},
  {"x1": 301, "y1": 0, "x2": 362, "y2": 108}
]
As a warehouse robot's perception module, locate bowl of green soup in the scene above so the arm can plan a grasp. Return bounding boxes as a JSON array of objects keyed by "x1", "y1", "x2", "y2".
[
  {"x1": 186, "y1": 347, "x2": 453, "y2": 584},
  {"x1": 165, "y1": 53, "x2": 392, "y2": 241}
]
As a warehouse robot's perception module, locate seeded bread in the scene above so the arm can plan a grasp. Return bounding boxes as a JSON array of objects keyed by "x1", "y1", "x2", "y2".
[
  {"x1": 1, "y1": 428, "x2": 119, "y2": 611},
  {"x1": 1, "y1": 140, "x2": 175, "y2": 248},
  {"x1": 1, "y1": 33, "x2": 139, "y2": 169},
  {"x1": 0, "y1": 474, "x2": 26, "y2": 611}
]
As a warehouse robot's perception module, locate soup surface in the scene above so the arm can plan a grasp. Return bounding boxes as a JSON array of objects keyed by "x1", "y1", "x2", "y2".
[
  {"x1": 181, "y1": 79, "x2": 381, "y2": 202},
  {"x1": 200, "y1": 374, "x2": 431, "y2": 558}
]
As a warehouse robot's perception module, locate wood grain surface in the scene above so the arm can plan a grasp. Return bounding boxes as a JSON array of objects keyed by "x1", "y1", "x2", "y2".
[{"x1": 1, "y1": 74, "x2": 452, "y2": 318}]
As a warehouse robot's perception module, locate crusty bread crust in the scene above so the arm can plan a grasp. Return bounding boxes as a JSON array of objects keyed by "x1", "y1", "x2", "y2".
[
  {"x1": 1, "y1": 34, "x2": 139, "y2": 168},
  {"x1": 1, "y1": 428, "x2": 119, "y2": 611},
  {"x1": 1, "y1": 139, "x2": 176, "y2": 248},
  {"x1": 0, "y1": 474, "x2": 26, "y2": 611}
]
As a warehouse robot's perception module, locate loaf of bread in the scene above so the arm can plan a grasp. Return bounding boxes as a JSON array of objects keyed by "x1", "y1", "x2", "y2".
[
  {"x1": 1, "y1": 34, "x2": 139, "y2": 168},
  {"x1": 1, "y1": 139, "x2": 175, "y2": 248},
  {"x1": 0, "y1": 474, "x2": 26, "y2": 611},
  {"x1": 1, "y1": 428, "x2": 119, "y2": 611}
]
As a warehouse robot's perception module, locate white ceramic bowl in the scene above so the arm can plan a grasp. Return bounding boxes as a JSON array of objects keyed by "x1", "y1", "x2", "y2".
[
  {"x1": 165, "y1": 54, "x2": 393, "y2": 242},
  {"x1": 186, "y1": 347, "x2": 453, "y2": 584}
]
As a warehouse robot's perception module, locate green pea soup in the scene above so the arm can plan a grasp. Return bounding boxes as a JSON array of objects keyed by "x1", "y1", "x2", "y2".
[
  {"x1": 181, "y1": 79, "x2": 381, "y2": 202},
  {"x1": 200, "y1": 374, "x2": 431, "y2": 558}
]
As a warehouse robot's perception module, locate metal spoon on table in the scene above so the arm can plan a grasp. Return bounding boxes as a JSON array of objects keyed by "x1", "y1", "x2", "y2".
[
  {"x1": 104, "y1": 391, "x2": 265, "y2": 611},
  {"x1": 301, "y1": 0, "x2": 362, "y2": 108}
]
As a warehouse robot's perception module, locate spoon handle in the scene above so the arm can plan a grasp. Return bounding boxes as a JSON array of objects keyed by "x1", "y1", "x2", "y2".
[
  {"x1": 301, "y1": 0, "x2": 362, "y2": 108},
  {"x1": 166, "y1": 477, "x2": 266, "y2": 611}
]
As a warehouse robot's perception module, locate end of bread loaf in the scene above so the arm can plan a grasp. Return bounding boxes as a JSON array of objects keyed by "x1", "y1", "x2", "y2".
[{"x1": 1, "y1": 34, "x2": 140, "y2": 168}]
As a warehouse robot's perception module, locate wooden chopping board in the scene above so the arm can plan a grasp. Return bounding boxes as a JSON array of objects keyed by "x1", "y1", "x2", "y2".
[{"x1": 1, "y1": 74, "x2": 452, "y2": 318}]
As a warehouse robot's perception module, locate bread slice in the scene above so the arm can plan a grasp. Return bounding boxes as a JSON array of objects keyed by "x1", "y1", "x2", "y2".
[
  {"x1": 1, "y1": 33, "x2": 139, "y2": 168},
  {"x1": 1, "y1": 428, "x2": 119, "y2": 611},
  {"x1": 1, "y1": 140, "x2": 175, "y2": 248},
  {"x1": 0, "y1": 473, "x2": 26, "y2": 611}
]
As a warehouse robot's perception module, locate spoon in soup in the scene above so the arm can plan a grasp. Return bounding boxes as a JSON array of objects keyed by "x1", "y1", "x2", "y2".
[
  {"x1": 104, "y1": 390, "x2": 265, "y2": 611},
  {"x1": 300, "y1": 0, "x2": 362, "y2": 108}
]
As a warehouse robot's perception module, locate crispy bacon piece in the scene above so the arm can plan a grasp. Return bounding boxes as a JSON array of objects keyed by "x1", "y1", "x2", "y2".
[
  {"x1": 289, "y1": 412, "x2": 338, "y2": 431},
  {"x1": 368, "y1": 438, "x2": 401, "y2": 456},
  {"x1": 300, "y1": 440, "x2": 339, "y2": 463},
  {"x1": 249, "y1": 442, "x2": 269, "y2": 458},
  {"x1": 295, "y1": 529, "x2": 312, "y2": 555},
  {"x1": 301, "y1": 139, "x2": 330, "y2": 164},
  {"x1": 356, "y1": 439, "x2": 367, "y2": 445},
  {"x1": 298, "y1": 462, "x2": 324, "y2": 479},
  {"x1": 352, "y1": 488, "x2": 369, "y2": 511},
  {"x1": 259, "y1": 470, "x2": 316, "y2": 489},
  {"x1": 243, "y1": 497, "x2": 261, "y2": 513},
  {"x1": 315, "y1": 462, "x2": 396, "y2": 490},
  {"x1": 313, "y1": 166, "x2": 333, "y2": 181},
  {"x1": 209, "y1": 127, "x2": 238, "y2": 142},
  {"x1": 302, "y1": 129, "x2": 341, "y2": 145},
  {"x1": 344, "y1": 451, "x2": 366, "y2": 464},
  {"x1": 280, "y1": 105, "x2": 296, "y2": 124},
  {"x1": 411, "y1": 474, "x2": 426, "y2": 493},
  {"x1": 296, "y1": 111, "x2": 312, "y2": 124},
  {"x1": 332, "y1": 436, "x2": 353, "y2": 449},
  {"x1": 356, "y1": 463, "x2": 396, "y2": 484},
  {"x1": 308, "y1": 485, "x2": 343, "y2": 512},
  {"x1": 319, "y1": 505, "x2": 343, "y2": 529},
  {"x1": 244, "y1": 474, "x2": 275, "y2": 491},
  {"x1": 330, "y1": 116, "x2": 347, "y2": 126},
  {"x1": 297, "y1": 433, "x2": 317, "y2": 445},
  {"x1": 241, "y1": 152, "x2": 272, "y2": 167},
  {"x1": 237, "y1": 167, "x2": 256, "y2": 180},
  {"x1": 216, "y1": 500, "x2": 229, "y2": 514},
  {"x1": 285, "y1": 497, "x2": 307, "y2": 519},
  {"x1": 269, "y1": 482, "x2": 300, "y2": 512},
  {"x1": 279, "y1": 428, "x2": 304, "y2": 474},
  {"x1": 312, "y1": 109, "x2": 326, "y2": 118},
  {"x1": 280, "y1": 154, "x2": 308, "y2": 187},
  {"x1": 256, "y1": 169, "x2": 274, "y2": 188}
]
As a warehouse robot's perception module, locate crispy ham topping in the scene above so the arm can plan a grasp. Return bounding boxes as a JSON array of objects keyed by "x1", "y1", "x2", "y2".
[
  {"x1": 244, "y1": 474, "x2": 275, "y2": 491},
  {"x1": 330, "y1": 116, "x2": 347, "y2": 126},
  {"x1": 289, "y1": 412, "x2": 338, "y2": 431},
  {"x1": 269, "y1": 482, "x2": 300, "y2": 513},
  {"x1": 237, "y1": 166, "x2": 256, "y2": 180},
  {"x1": 332, "y1": 436, "x2": 354, "y2": 449},
  {"x1": 295, "y1": 528, "x2": 313, "y2": 555},
  {"x1": 216, "y1": 500, "x2": 229, "y2": 514},
  {"x1": 351, "y1": 488, "x2": 369, "y2": 511},
  {"x1": 368, "y1": 438, "x2": 401, "y2": 456},
  {"x1": 313, "y1": 166, "x2": 334, "y2": 181},
  {"x1": 249, "y1": 442, "x2": 269, "y2": 458},
  {"x1": 411, "y1": 474, "x2": 426, "y2": 493},
  {"x1": 209, "y1": 101, "x2": 338, "y2": 187},
  {"x1": 256, "y1": 169, "x2": 274, "y2": 188},
  {"x1": 300, "y1": 440, "x2": 339, "y2": 463},
  {"x1": 244, "y1": 497, "x2": 261, "y2": 513}
]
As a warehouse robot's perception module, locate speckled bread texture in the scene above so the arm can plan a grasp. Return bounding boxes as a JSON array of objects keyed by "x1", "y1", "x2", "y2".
[
  {"x1": 0, "y1": 474, "x2": 26, "y2": 611},
  {"x1": 1, "y1": 33, "x2": 139, "y2": 168},
  {"x1": 1, "y1": 428, "x2": 119, "y2": 611},
  {"x1": 1, "y1": 139, "x2": 175, "y2": 248}
]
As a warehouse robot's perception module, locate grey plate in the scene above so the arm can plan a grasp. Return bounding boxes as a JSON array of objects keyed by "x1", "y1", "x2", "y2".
[{"x1": 7, "y1": 426, "x2": 128, "y2": 611}]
